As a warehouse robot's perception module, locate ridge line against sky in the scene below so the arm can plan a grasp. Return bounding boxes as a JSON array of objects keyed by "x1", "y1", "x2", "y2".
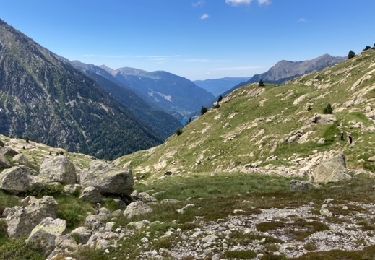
[{"x1": 0, "y1": 0, "x2": 374, "y2": 80}]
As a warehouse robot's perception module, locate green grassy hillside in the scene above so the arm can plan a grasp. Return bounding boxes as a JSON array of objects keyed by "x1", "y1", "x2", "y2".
[{"x1": 116, "y1": 50, "x2": 375, "y2": 179}]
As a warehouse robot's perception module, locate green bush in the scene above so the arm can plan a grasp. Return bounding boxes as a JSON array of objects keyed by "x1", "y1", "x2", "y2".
[{"x1": 323, "y1": 103, "x2": 333, "y2": 114}]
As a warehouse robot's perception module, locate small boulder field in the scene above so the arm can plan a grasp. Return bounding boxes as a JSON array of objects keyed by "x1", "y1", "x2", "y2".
[{"x1": 0, "y1": 136, "x2": 154, "y2": 259}]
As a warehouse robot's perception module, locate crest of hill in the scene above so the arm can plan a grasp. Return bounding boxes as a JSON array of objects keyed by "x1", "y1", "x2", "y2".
[{"x1": 116, "y1": 50, "x2": 375, "y2": 179}]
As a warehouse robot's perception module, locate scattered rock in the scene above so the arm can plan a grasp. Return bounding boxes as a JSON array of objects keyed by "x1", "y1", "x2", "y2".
[
  {"x1": 86, "y1": 230, "x2": 124, "y2": 250},
  {"x1": 3, "y1": 196, "x2": 57, "y2": 238},
  {"x1": 312, "y1": 114, "x2": 337, "y2": 125},
  {"x1": 177, "y1": 204, "x2": 195, "y2": 214},
  {"x1": 79, "y1": 186, "x2": 103, "y2": 203},
  {"x1": 12, "y1": 154, "x2": 31, "y2": 167},
  {"x1": 39, "y1": 156, "x2": 77, "y2": 185},
  {"x1": 123, "y1": 201, "x2": 152, "y2": 219},
  {"x1": 127, "y1": 220, "x2": 150, "y2": 230},
  {"x1": 26, "y1": 217, "x2": 66, "y2": 255},
  {"x1": 290, "y1": 180, "x2": 313, "y2": 192},
  {"x1": 311, "y1": 154, "x2": 351, "y2": 183},
  {"x1": 71, "y1": 226, "x2": 92, "y2": 244},
  {"x1": 63, "y1": 184, "x2": 81, "y2": 195},
  {"x1": 135, "y1": 192, "x2": 157, "y2": 204},
  {"x1": 0, "y1": 166, "x2": 35, "y2": 194},
  {"x1": 368, "y1": 156, "x2": 375, "y2": 162},
  {"x1": 85, "y1": 209, "x2": 111, "y2": 231}
]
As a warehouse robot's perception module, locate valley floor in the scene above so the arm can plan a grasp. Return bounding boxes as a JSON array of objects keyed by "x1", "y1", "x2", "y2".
[{"x1": 73, "y1": 173, "x2": 375, "y2": 260}]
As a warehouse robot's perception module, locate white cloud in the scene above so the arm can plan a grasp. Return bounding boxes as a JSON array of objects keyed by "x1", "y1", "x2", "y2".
[
  {"x1": 298, "y1": 18, "x2": 307, "y2": 23},
  {"x1": 225, "y1": 0, "x2": 271, "y2": 7},
  {"x1": 225, "y1": 0, "x2": 252, "y2": 7},
  {"x1": 258, "y1": 0, "x2": 271, "y2": 5},
  {"x1": 200, "y1": 13, "x2": 210, "y2": 20},
  {"x1": 192, "y1": 1, "x2": 205, "y2": 8}
]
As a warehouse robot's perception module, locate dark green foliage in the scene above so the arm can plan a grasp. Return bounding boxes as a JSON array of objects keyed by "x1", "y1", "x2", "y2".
[
  {"x1": 56, "y1": 195, "x2": 94, "y2": 230},
  {"x1": 176, "y1": 129, "x2": 183, "y2": 136},
  {"x1": 225, "y1": 250, "x2": 257, "y2": 259},
  {"x1": 0, "y1": 239, "x2": 44, "y2": 260},
  {"x1": 347, "y1": 50, "x2": 355, "y2": 59},
  {"x1": 28, "y1": 183, "x2": 63, "y2": 197},
  {"x1": 259, "y1": 79, "x2": 265, "y2": 87},
  {"x1": 201, "y1": 106, "x2": 208, "y2": 115},
  {"x1": 323, "y1": 103, "x2": 333, "y2": 114},
  {"x1": 363, "y1": 46, "x2": 372, "y2": 52},
  {"x1": 217, "y1": 95, "x2": 223, "y2": 103}
]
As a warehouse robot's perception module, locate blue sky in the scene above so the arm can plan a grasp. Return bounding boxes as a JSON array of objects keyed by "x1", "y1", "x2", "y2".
[{"x1": 0, "y1": 0, "x2": 374, "y2": 80}]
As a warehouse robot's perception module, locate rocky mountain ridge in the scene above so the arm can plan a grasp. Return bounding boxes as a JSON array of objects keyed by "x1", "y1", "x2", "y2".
[
  {"x1": 223, "y1": 54, "x2": 345, "y2": 96},
  {"x1": 0, "y1": 19, "x2": 162, "y2": 160}
]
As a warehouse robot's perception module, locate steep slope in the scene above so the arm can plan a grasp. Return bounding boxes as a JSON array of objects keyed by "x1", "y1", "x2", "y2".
[
  {"x1": 194, "y1": 77, "x2": 250, "y2": 96},
  {"x1": 116, "y1": 50, "x2": 375, "y2": 178},
  {"x1": 224, "y1": 54, "x2": 345, "y2": 96},
  {"x1": 99, "y1": 66, "x2": 215, "y2": 120},
  {"x1": 71, "y1": 61, "x2": 182, "y2": 140},
  {"x1": 0, "y1": 19, "x2": 160, "y2": 159}
]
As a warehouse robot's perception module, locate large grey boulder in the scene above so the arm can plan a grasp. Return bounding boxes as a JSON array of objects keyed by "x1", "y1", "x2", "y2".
[
  {"x1": 3, "y1": 196, "x2": 57, "y2": 238},
  {"x1": 26, "y1": 217, "x2": 66, "y2": 256},
  {"x1": 311, "y1": 154, "x2": 352, "y2": 184},
  {"x1": 123, "y1": 201, "x2": 152, "y2": 219},
  {"x1": 79, "y1": 186, "x2": 103, "y2": 203},
  {"x1": 39, "y1": 156, "x2": 77, "y2": 185},
  {"x1": 80, "y1": 161, "x2": 133, "y2": 197},
  {"x1": 0, "y1": 166, "x2": 35, "y2": 194}
]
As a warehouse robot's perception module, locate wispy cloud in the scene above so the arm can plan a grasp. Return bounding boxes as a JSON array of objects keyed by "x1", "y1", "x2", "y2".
[
  {"x1": 192, "y1": 0, "x2": 205, "y2": 8},
  {"x1": 200, "y1": 13, "x2": 210, "y2": 20},
  {"x1": 258, "y1": 0, "x2": 271, "y2": 6},
  {"x1": 298, "y1": 17, "x2": 308, "y2": 23},
  {"x1": 225, "y1": 0, "x2": 271, "y2": 7},
  {"x1": 225, "y1": 0, "x2": 252, "y2": 6}
]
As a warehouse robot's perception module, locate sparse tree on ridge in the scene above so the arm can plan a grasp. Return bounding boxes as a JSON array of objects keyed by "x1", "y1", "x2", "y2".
[
  {"x1": 348, "y1": 50, "x2": 355, "y2": 59},
  {"x1": 259, "y1": 79, "x2": 265, "y2": 87},
  {"x1": 201, "y1": 106, "x2": 208, "y2": 115}
]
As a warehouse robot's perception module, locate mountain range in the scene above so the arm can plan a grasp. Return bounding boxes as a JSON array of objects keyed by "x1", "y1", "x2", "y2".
[
  {"x1": 79, "y1": 64, "x2": 215, "y2": 121},
  {"x1": 70, "y1": 61, "x2": 182, "y2": 140},
  {"x1": 0, "y1": 19, "x2": 164, "y2": 159},
  {"x1": 223, "y1": 54, "x2": 345, "y2": 96}
]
